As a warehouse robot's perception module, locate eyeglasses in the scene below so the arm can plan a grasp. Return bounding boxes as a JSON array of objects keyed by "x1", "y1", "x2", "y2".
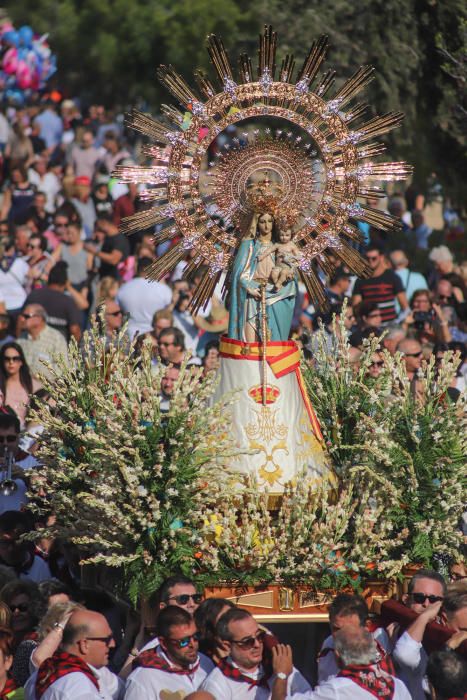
[
  {"x1": 166, "y1": 632, "x2": 200, "y2": 649},
  {"x1": 370, "y1": 361, "x2": 384, "y2": 368},
  {"x1": 3, "y1": 356, "x2": 22, "y2": 363},
  {"x1": 20, "y1": 313, "x2": 39, "y2": 319},
  {"x1": 0, "y1": 435, "x2": 17, "y2": 443},
  {"x1": 167, "y1": 593, "x2": 204, "y2": 605},
  {"x1": 438, "y1": 294, "x2": 451, "y2": 301},
  {"x1": 159, "y1": 341, "x2": 175, "y2": 347},
  {"x1": 26, "y1": 243, "x2": 40, "y2": 250},
  {"x1": 54, "y1": 222, "x2": 68, "y2": 228},
  {"x1": 231, "y1": 630, "x2": 265, "y2": 649},
  {"x1": 85, "y1": 634, "x2": 114, "y2": 646},
  {"x1": 105, "y1": 310, "x2": 122, "y2": 317},
  {"x1": 411, "y1": 593, "x2": 444, "y2": 605},
  {"x1": 9, "y1": 603, "x2": 29, "y2": 613},
  {"x1": 404, "y1": 351, "x2": 422, "y2": 358}
]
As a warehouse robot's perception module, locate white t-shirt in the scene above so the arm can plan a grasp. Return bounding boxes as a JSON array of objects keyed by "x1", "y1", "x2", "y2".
[
  {"x1": 0, "y1": 257, "x2": 29, "y2": 310},
  {"x1": 24, "y1": 664, "x2": 123, "y2": 699},
  {"x1": 117, "y1": 278, "x2": 172, "y2": 339},
  {"x1": 318, "y1": 627, "x2": 391, "y2": 683},
  {"x1": 286, "y1": 675, "x2": 411, "y2": 699},
  {"x1": 125, "y1": 646, "x2": 212, "y2": 699},
  {"x1": 201, "y1": 661, "x2": 311, "y2": 699}
]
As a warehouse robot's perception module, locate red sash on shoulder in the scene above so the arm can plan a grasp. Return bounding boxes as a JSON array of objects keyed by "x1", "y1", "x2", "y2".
[
  {"x1": 339, "y1": 664, "x2": 394, "y2": 699},
  {"x1": 1, "y1": 676, "x2": 18, "y2": 699},
  {"x1": 133, "y1": 648, "x2": 200, "y2": 675},
  {"x1": 217, "y1": 658, "x2": 270, "y2": 690},
  {"x1": 36, "y1": 651, "x2": 99, "y2": 698}
]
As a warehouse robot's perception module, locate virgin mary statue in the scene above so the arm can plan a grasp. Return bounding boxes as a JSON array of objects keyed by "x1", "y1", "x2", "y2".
[{"x1": 227, "y1": 211, "x2": 297, "y2": 343}]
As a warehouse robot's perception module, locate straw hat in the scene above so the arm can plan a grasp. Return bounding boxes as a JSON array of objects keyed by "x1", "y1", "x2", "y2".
[{"x1": 197, "y1": 305, "x2": 229, "y2": 333}]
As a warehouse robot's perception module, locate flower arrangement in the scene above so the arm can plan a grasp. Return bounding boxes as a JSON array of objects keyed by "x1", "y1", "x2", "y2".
[
  {"x1": 302, "y1": 306, "x2": 466, "y2": 570},
  {"x1": 28, "y1": 320, "x2": 242, "y2": 601},
  {"x1": 28, "y1": 310, "x2": 466, "y2": 600}
]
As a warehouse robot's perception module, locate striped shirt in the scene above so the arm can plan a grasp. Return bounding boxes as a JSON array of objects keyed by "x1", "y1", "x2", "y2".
[{"x1": 353, "y1": 270, "x2": 404, "y2": 323}]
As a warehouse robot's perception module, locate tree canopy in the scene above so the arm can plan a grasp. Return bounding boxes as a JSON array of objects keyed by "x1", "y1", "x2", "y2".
[{"x1": 10, "y1": 0, "x2": 466, "y2": 202}]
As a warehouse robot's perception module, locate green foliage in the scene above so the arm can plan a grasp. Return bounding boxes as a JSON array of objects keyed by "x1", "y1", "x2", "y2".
[
  {"x1": 9, "y1": 0, "x2": 467, "y2": 201},
  {"x1": 302, "y1": 308, "x2": 467, "y2": 568}
]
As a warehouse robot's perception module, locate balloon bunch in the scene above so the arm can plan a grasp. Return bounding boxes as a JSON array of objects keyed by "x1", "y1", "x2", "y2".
[{"x1": 0, "y1": 20, "x2": 57, "y2": 105}]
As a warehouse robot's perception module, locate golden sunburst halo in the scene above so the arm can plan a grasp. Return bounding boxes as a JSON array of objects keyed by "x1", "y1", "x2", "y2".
[{"x1": 115, "y1": 25, "x2": 412, "y2": 313}]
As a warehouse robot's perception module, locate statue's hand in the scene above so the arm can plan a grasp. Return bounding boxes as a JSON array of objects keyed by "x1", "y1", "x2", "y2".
[{"x1": 248, "y1": 287, "x2": 261, "y2": 300}]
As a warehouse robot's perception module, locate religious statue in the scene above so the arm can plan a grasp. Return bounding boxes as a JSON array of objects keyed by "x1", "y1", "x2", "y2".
[
  {"x1": 119, "y1": 24, "x2": 412, "y2": 491},
  {"x1": 228, "y1": 212, "x2": 299, "y2": 342}
]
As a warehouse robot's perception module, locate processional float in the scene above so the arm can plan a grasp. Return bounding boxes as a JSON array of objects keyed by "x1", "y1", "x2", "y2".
[{"x1": 117, "y1": 25, "x2": 410, "y2": 500}]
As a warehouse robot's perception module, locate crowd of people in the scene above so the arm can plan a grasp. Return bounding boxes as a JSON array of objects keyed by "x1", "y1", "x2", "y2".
[
  {"x1": 0, "y1": 567, "x2": 464, "y2": 697},
  {"x1": 0, "y1": 97, "x2": 465, "y2": 698}
]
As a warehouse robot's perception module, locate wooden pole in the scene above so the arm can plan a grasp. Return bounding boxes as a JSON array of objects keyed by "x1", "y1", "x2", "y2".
[{"x1": 260, "y1": 281, "x2": 268, "y2": 406}]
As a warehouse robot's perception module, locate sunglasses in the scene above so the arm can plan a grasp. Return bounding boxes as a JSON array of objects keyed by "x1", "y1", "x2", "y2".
[
  {"x1": 0, "y1": 435, "x2": 17, "y2": 443},
  {"x1": 411, "y1": 593, "x2": 444, "y2": 605},
  {"x1": 86, "y1": 634, "x2": 114, "y2": 646},
  {"x1": 9, "y1": 603, "x2": 29, "y2": 613},
  {"x1": 370, "y1": 361, "x2": 384, "y2": 367},
  {"x1": 166, "y1": 632, "x2": 200, "y2": 649},
  {"x1": 404, "y1": 351, "x2": 422, "y2": 358},
  {"x1": 26, "y1": 244, "x2": 40, "y2": 250},
  {"x1": 167, "y1": 593, "x2": 203, "y2": 606},
  {"x1": 231, "y1": 630, "x2": 265, "y2": 649},
  {"x1": 3, "y1": 356, "x2": 22, "y2": 363},
  {"x1": 438, "y1": 295, "x2": 451, "y2": 301},
  {"x1": 20, "y1": 313, "x2": 39, "y2": 319}
]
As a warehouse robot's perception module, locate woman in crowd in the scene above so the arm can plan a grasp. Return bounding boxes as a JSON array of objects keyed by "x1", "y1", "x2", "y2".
[
  {"x1": 194, "y1": 598, "x2": 235, "y2": 663},
  {"x1": 0, "y1": 627, "x2": 21, "y2": 699},
  {"x1": 0, "y1": 343, "x2": 41, "y2": 428},
  {"x1": 402, "y1": 289, "x2": 451, "y2": 344},
  {"x1": 29, "y1": 601, "x2": 82, "y2": 680},
  {"x1": 0, "y1": 580, "x2": 46, "y2": 685}
]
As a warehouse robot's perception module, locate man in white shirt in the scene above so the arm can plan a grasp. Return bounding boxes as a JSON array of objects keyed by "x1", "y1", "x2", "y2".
[
  {"x1": 317, "y1": 593, "x2": 392, "y2": 683},
  {"x1": 201, "y1": 608, "x2": 310, "y2": 699},
  {"x1": 270, "y1": 628, "x2": 410, "y2": 700},
  {"x1": 25, "y1": 608, "x2": 123, "y2": 699},
  {"x1": 392, "y1": 568, "x2": 446, "y2": 700},
  {"x1": 125, "y1": 606, "x2": 212, "y2": 699},
  {"x1": 117, "y1": 257, "x2": 172, "y2": 340}
]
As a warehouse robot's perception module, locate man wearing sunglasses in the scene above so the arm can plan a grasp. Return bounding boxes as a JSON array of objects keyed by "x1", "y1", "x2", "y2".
[
  {"x1": 25, "y1": 608, "x2": 123, "y2": 699},
  {"x1": 119, "y1": 576, "x2": 204, "y2": 677},
  {"x1": 352, "y1": 243, "x2": 408, "y2": 325},
  {"x1": 396, "y1": 338, "x2": 424, "y2": 382},
  {"x1": 17, "y1": 303, "x2": 68, "y2": 380},
  {"x1": 125, "y1": 606, "x2": 213, "y2": 699},
  {"x1": 201, "y1": 608, "x2": 310, "y2": 699},
  {"x1": 393, "y1": 569, "x2": 447, "y2": 700}
]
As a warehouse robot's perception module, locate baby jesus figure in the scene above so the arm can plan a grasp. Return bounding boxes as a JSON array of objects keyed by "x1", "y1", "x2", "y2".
[{"x1": 257, "y1": 228, "x2": 301, "y2": 290}]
